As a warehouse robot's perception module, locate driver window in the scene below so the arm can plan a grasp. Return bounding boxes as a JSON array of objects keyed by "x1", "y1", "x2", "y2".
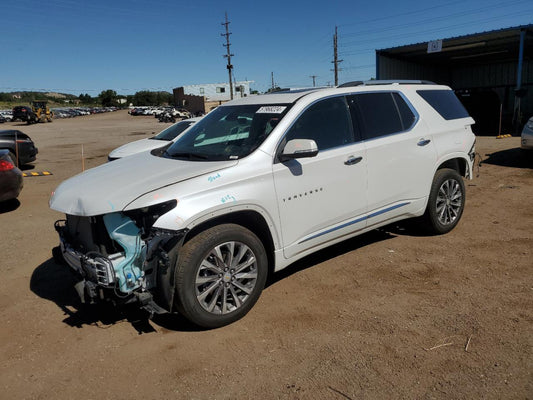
[{"x1": 285, "y1": 96, "x2": 353, "y2": 151}]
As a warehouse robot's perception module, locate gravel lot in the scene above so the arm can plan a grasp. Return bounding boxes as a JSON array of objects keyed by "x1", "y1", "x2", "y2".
[{"x1": 0, "y1": 110, "x2": 532, "y2": 399}]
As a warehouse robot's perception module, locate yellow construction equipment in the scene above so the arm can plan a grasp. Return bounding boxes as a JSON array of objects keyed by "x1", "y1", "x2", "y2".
[{"x1": 30, "y1": 100, "x2": 53, "y2": 123}]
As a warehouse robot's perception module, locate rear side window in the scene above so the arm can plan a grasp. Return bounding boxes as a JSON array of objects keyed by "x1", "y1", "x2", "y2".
[
  {"x1": 348, "y1": 92, "x2": 414, "y2": 140},
  {"x1": 393, "y1": 93, "x2": 416, "y2": 130},
  {"x1": 417, "y1": 90, "x2": 469, "y2": 120}
]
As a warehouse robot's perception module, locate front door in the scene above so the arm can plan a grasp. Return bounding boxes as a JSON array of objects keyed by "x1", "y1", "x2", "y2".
[{"x1": 272, "y1": 96, "x2": 367, "y2": 259}]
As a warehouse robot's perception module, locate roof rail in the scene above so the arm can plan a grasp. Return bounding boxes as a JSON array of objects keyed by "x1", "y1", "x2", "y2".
[
  {"x1": 337, "y1": 81, "x2": 364, "y2": 88},
  {"x1": 338, "y1": 80, "x2": 436, "y2": 88}
]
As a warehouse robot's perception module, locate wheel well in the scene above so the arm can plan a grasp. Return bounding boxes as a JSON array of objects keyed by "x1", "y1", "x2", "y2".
[
  {"x1": 183, "y1": 210, "x2": 276, "y2": 274},
  {"x1": 437, "y1": 157, "x2": 467, "y2": 177}
]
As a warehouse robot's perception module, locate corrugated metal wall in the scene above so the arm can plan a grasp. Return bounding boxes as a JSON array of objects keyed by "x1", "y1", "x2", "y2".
[{"x1": 377, "y1": 56, "x2": 450, "y2": 84}]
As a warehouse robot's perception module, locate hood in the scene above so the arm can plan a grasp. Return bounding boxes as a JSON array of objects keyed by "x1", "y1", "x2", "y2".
[
  {"x1": 50, "y1": 151, "x2": 237, "y2": 216},
  {"x1": 108, "y1": 137, "x2": 168, "y2": 159}
]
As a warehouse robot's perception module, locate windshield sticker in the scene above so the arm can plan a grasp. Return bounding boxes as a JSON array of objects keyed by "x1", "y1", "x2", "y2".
[{"x1": 256, "y1": 106, "x2": 287, "y2": 114}]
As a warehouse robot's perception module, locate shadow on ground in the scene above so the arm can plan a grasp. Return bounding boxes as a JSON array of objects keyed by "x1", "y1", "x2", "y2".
[
  {"x1": 0, "y1": 198, "x2": 20, "y2": 214},
  {"x1": 267, "y1": 228, "x2": 397, "y2": 287},
  {"x1": 30, "y1": 256, "x2": 158, "y2": 334},
  {"x1": 31, "y1": 226, "x2": 422, "y2": 332},
  {"x1": 19, "y1": 163, "x2": 35, "y2": 171},
  {"x1": 482, "y1": 147, "x2": 533, "y2": 169}
]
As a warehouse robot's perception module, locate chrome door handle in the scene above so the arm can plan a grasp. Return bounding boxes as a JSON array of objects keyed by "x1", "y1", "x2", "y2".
[
  {"x1": 417, "y1": 138, "x2": 431, "y2": 146},
  {"x1": 345, "y1": 156, "x2": 363, "y2": 165}
]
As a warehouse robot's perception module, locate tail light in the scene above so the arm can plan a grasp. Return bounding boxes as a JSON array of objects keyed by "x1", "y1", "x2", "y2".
[{"x1": 0, "y1": 159, "x2": 15, "y2": 171}]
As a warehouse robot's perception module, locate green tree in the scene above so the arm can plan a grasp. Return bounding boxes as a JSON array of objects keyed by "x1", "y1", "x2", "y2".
[
  {"x1": 98, "y1": 89, "x2": 118, "y2": 107},
  {"x1": 79, "y1": 93, "x2": 92, "y2": 103},
  {"x1": 133, "y1": 90, "x2": 156, "y2": 106},
  {"x1": 132, "y1": 91, "x2": 172, "y2": 106}
]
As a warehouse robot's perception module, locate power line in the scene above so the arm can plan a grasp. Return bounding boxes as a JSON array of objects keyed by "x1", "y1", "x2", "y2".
[
  {"x1": 341, "y1": 0, "x2": 531, "y2": 42},
  {"x1": 339, "y1": 8, "x2": 533, "y2": 54},
  {"x1": 338, "y1": 0, "x2": 464, "y2": 28}
]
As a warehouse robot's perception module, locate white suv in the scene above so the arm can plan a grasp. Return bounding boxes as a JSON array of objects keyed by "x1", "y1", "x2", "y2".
[{"x1": 50, "y1": 81, "x2": 476, "y2": 328}]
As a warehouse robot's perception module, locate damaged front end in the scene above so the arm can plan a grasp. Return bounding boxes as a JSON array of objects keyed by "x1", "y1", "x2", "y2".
[{"x1": 54, "y1": 200, "x2": 186, "y2": 315}]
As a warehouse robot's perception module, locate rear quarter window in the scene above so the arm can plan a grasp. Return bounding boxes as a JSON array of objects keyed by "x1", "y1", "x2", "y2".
[{"x1": 417, "y1": 90, "x2": 470, "y2": 120}]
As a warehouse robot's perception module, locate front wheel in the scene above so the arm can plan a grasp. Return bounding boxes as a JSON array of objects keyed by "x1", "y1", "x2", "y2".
[
  {"x1": 173, "y1": 224, "x2": 268, "y2": 328},
  {"x1": 423, "y1": 168, "x2": 465, "y2": 234}
]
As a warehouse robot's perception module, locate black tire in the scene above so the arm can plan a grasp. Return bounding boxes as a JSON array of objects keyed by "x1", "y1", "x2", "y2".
[
  {"x1": 52, "y1": 246, "x2": 66, "y2": 265},
  {"x1": 423, "y1": 168, "x2": 465, "y2": 234},
  {"x1": 173, "y1": 224, "x2": 268, "y2": 329}
]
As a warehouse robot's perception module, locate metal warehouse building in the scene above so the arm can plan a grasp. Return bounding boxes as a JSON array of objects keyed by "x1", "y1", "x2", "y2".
[{"x1": 376, "y1": 25, "x2": 532, "y2": 135}]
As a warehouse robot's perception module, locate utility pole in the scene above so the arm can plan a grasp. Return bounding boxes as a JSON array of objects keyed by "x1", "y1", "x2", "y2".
[
  {"x1": 332, "y1": 26, "x2": 343, "y2": 86},
  {"x1": 221, "y1": 12, "x2": 234, "y2": 100},
  {"x1": 271, "y1": 72, "x2": 275, "y2": 91},
  {"x1": 309, "y1": 75, "x2": 317, "y2": 87}
]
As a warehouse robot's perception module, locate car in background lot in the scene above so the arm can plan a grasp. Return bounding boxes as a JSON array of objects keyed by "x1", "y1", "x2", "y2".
[
  {"x1": 0, "y1": 150, "x2": 23, "y2": 202},
  {"x1": 108, "y1": 117, "x2": 200, "y2": 160},
  {"x1": 0, "y1": 110, "x2": 13, "y2": 122},
  {"x1": 0, "y1": 130, "x2": 38, "y2": 166},
  {"x1": 12, "y1": 106, "x2": 35, "y2": 122},
  {"x1": 521, "y1": 116, "x2": 533, "y2": 151}
]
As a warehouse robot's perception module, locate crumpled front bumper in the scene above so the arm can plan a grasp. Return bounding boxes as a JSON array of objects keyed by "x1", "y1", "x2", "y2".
[{"x1": 54, "y1": 219, "x2": 135, "y2": 304}]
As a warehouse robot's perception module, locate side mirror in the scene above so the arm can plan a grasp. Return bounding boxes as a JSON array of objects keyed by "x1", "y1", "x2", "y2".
[{"x1": 279, "y1": 139, "x2": 318, "y2": 162}]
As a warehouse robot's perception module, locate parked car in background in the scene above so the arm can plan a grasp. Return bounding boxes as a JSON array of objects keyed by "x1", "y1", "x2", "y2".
[
  {"x1": 108, "y1": 117, "x2": 200, "y2": 161},
  {"x1": 129, "y1": 107, "x2": 149, "y2": 116},
  {"x1": 0, "y1": 110, "x2": 13, "y2": 122},
  {"x1": 12, "y1": 106, "x2": 35, "y2": 122},
  {"x1": 521, "y1": 116, "x2": 533, "y2": 151},
  {"x1": 0, "y1": 150, "x2": 23, "y2": 202},
  {"x1": 51, "y1": 81, "x2": 475, "y2": 328},
  {"x1": 0, "y1": 130, "x2": 38, "y2": 166},
  {"x1": 0, "y1": 114, "x2": 6, "y2": 123}
]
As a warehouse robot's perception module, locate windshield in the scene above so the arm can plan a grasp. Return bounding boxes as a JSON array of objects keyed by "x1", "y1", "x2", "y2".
[
  {"x1": 152, "y1": 119, "x2": 196, "y2": 141},
  {"x1": 164, "y1": 104, "x2": 291, "y2": 161}
]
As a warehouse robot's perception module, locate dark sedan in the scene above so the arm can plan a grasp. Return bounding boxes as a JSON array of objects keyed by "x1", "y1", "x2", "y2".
[
  {"x1": 0, "y1": 130, "x2": 38, "y2": 166},
  {"x1": 0, "y1": 150, "x2": 23, "y2": 202},
  {"x1": 12, "y1": 105, "x2": 35, "y2": 122}
]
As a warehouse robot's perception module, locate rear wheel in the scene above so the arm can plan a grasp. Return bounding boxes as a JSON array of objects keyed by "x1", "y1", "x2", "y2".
[
  {"x1": 173, "y1": 224, "x2": 268, "y2": 328},
  {"x1": 423, "y1": 168, "x2": 465, "y2": 234}
]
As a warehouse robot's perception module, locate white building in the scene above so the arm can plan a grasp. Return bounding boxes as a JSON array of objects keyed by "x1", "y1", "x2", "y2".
[
  {"x1": 173, "y1": 81, "x2": 255, "y2": 114},
  {"x1": 181, "y1": 81, "x2": 254, "y2": 101}
]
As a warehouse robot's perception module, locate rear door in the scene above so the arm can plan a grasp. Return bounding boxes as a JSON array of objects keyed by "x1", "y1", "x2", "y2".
[{"x1": 348, "y1": 92, "x2": 437, "y2": 226}]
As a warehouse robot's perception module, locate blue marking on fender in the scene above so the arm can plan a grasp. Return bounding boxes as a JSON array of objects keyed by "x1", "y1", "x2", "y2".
[
  {"x1": 103, "y1": 213, "x2": 145, "y2": 293},
  {"x1": 221, "y1": 194, "x2": 236, "y2": 203},
  {"x1": 299, "y1": 202, "x2": 410, "y2": 244},
  {"x1": 208, "y1": 172, "x2": 221, "y2": 183}
]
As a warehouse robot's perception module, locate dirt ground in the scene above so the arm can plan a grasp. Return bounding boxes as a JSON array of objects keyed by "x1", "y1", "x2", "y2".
[{"x1": 0, "y1": 111, "x2": 531, "y2": 399}]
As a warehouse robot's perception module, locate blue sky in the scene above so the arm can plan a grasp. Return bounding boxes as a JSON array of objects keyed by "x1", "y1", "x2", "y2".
[{"x1": 1, "y1": 0, "x2": 532, "y2": 95}]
